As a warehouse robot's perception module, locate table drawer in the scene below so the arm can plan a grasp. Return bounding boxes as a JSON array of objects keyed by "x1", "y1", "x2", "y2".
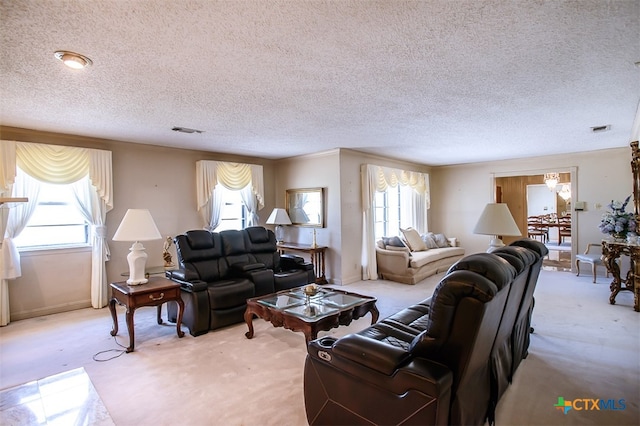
[{"x1": 132, "y1": 287, "x2": 180, "y2": 307}]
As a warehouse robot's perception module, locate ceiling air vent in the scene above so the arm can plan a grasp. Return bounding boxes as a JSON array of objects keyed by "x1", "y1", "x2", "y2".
[
  {"x1": 590, "y1": 125, "x2": 611, "y2": 133},
  {"x1": 172, "y1": 126, "x2": 204, "y2": 134}
]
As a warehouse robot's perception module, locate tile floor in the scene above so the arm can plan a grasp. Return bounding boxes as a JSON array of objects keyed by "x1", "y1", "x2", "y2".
[{"x1": 0, "y1": 368, "x2": 113, "y2": 426}]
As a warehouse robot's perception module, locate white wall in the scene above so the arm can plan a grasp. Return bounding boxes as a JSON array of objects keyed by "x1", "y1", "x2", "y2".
[
  {"x1": 527, "y1": 184, "x2": 558, "y2": 216},
  {"x1": 430, "y1": 147, "x2": 630, "y2": 256},
  {"x1": 9, "y1": 248, "x2": 92, "y2": 321}
]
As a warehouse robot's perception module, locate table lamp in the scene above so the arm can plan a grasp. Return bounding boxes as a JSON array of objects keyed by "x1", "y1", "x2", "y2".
[
  {"x1": 113, "y1": 209, "x2": 162, "y2": 285},
  {"x1": 473, "y1": 203, "x2": 522, "y2": 252},
  {"x1": 266, "y1": 208, "x2": 291, "y2": 244}
]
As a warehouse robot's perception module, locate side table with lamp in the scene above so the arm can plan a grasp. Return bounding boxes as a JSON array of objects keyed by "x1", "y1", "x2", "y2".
[{"x1": 109, "y1": 209, "x2": 184, "y2": 352}]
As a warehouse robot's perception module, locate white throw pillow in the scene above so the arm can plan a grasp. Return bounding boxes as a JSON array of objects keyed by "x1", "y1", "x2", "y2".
[{"x1": 400, "y1": 227, "x2": 427, "y2": 252}]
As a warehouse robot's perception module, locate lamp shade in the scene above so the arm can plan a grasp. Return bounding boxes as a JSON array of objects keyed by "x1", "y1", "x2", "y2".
[
  {"x1": 473, "y1": 203, "x2": 522, "y2": 237},
  {"x1": 266, "y1": 208, "x2": 292, "y2": 225},
  {"x1": 113, "y1": 209, "x2": 162, "y2": 242}
]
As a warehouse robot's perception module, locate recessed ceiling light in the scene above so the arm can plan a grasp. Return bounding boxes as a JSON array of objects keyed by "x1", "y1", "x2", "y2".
[{"x1": 54, "y1": 51, "x2": 93, "y2": 69}]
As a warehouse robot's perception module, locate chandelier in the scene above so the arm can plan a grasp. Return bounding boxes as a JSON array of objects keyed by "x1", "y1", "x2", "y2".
[
  {"x1": 558, "y1": 184, "x2": 571, "y2": 201},
  {"x1": 544, "y1": 172, "x2": 559, "y2": 190}
]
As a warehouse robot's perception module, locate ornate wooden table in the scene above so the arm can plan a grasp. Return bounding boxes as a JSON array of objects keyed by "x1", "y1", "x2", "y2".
[
  {"x1": 244, "y1": 286, "x2": 378, "y2": 342},
  {"x1": 601, "y1": 240, "x2": 640, "y2": 312},
  {"x1": 109, "y1": 277, "x2": 185, "y2": 352}
]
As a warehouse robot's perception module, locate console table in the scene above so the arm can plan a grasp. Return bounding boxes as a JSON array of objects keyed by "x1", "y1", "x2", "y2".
[
  {"x1": 601, "y1": 240, "x2": 640, "y2": 312},
  {"x1": 278, "y1": 243, "x2": 328, "y2": 284}
]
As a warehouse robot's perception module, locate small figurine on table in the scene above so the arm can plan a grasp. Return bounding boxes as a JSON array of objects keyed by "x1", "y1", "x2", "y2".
[{"x1": 163, "y1": 236, "x2": 174, "y2": 268}]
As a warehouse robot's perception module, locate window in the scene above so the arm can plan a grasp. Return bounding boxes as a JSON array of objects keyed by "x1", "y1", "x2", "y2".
[
  {"x1": 214, "y1": 186, "x2": 247, "y2": 231},
  {"x1": 13, "y1": 182, "x2": 89, "y2": 249},
  {"x1": 373, "y1": 185, "x2": 416, "y2": 241}
]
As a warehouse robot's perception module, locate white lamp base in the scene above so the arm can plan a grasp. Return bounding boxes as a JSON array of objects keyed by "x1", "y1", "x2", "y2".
[
  {"x1": 486, "y1": 237, "x2": 505, "y2": 253},
  {"x1": 126, "y1": 241, "x2": 148, "y2": 285}
]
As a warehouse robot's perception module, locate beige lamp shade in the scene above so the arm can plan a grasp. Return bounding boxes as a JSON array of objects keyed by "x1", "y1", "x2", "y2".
[
  {"x1": 113, "y1": 209, "x2": 162, "y2": 242},
  {"x1": 266, "y1": 208, "x2": 292, "y2": 225},
  {"x1": 473, "y1": 203, "x2": 521, "y2": 252}
]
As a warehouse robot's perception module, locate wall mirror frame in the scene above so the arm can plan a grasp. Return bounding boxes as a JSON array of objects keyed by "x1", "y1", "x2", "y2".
[{"x1": 286, "y1": 188, "x2": 324, "y2": 227}]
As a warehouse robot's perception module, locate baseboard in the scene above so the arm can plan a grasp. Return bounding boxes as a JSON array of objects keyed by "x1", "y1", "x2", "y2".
[{"x1": 11, "y1": 300, "x2": 92, "y2": 321}]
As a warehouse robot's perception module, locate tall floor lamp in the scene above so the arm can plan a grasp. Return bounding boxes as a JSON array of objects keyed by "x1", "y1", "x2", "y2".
[{"x1": 473, "y1": 203, "x2": 522, "y2": 252}]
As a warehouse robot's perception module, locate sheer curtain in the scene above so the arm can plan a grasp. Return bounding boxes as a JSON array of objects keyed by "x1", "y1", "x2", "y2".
[
  {"x1": 0, "y1": 142, "x2": 113, "y2": 325},
  {"x1": 361, "y1": 164, "x2": 430, "y2": 280},
  {"x1": 240, "y1": 184, "x2": 259, "y2": 226},
  {"x1": 196, "y1": 160, "x2": 264, "y2": 229},
  {"x1": 70, "y1": 173, "x2": 111, "y2": 308},
  {"x1": 0, "y1": 168, "x2": 40, "y2": 326},
  {"x1": 3, "y1": 169, "x2": 41, "y2": 278},
  {"x1": 0, "y1": 141, "x2": 16, "y2": 326}
]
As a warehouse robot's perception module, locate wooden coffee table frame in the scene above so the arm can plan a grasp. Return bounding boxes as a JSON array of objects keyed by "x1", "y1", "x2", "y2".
[{"x1": 244, "y1": 288, "x2": 379, "y2": 342}]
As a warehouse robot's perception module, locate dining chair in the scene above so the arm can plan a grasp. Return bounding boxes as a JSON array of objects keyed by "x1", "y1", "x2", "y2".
[
  {"x1": 575, "y1": 243, "x2": 607, "y2": 283},
  {"x1": 527, "y1": 216, "x2": 548, "y2": 243},
  {"x1": 558, "y1": 216, "x2": 571, "y2": 244}
]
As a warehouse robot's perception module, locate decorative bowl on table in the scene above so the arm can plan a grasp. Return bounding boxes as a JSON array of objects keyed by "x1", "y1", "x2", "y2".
[{"x1": 303, "y1": 284, "x2": 320, "y2": 296}]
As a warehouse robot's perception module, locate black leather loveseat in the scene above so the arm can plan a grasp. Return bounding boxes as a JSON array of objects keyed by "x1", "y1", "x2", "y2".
[
  {"x1": 166, "y1": 226, "x2": 315, "y2": 336},
  {"x1": 303, "y1": 239, "x2": 547, "y2": 425}
]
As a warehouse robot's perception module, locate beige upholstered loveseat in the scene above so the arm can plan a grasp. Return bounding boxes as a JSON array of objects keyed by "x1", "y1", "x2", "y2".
[{"x1": 376, "y1": 228, "x2": 465, "y2": 284}]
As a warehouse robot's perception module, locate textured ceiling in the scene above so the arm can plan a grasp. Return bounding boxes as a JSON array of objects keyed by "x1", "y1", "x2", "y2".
[{"x1": 1, "y1": 0, "x2": 638, "y2": 165}]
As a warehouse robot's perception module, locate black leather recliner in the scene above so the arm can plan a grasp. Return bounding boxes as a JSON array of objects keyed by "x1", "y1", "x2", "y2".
[
  {"x1": 303, "y1": 238, "x2": 547, "y2": 426},
  {"x1": 166, "y1": 226, "x2": 315, "y2": 336},
  {"x1": 509, "y1": 239, "x2": 548, "y2": 374},
  {"x1": 230, "y1": 226, "x2": 315, "y2": 293},
  {"x1": 479, "y1": 245, "x2": 538, "y2": 422}
]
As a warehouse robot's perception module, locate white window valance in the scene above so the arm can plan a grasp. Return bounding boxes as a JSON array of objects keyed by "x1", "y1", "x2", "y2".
[
  {"x1": 7, "y1": 142, "x2": 113, "y2": 208},
  {"x1": 362, "y1": 165, "x2": 430, "y2": 209},
  {"x1": 196, "y1": 160, "x2": 264, "y2": 211},
  {"x1": 16, "y1": 143, "x2": 90, "y2": 184}
]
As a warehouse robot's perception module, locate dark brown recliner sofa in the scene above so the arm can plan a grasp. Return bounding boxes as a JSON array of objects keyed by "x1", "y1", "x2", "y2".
[
  {"x1": 303, "y1": 239, "x2": 546, "y2": 425},
  {"x1": 166, "y1": 226, "x2": 315, "y2": 336}
]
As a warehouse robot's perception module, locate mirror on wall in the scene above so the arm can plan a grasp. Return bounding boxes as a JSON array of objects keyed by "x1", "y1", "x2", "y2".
[
  {"x1": 526, "y1": 183, "x2": 571, "y2": 217},
  {"x1": 286, "y1": 188, "x2": 324, "y2": 227}
]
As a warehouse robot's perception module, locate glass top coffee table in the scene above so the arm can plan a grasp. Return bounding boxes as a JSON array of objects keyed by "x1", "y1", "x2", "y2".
[{"x1": 244, "y1": 286, "x2": 379, "y2": 342}]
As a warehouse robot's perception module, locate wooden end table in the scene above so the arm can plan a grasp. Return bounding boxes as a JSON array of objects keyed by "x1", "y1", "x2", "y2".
[{"x1": 109, "y1": 276, "x2": 185, "y2": 352}]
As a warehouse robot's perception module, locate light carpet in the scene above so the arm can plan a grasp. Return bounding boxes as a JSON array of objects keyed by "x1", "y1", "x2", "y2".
[{"x1": 0, "y1": 269, "x2": 638, "y2": 426}]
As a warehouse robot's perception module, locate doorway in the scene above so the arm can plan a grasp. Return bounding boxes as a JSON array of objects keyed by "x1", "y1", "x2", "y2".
[{"x1": 494, "y1": 169, "x2": 575, "y2": 272}]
